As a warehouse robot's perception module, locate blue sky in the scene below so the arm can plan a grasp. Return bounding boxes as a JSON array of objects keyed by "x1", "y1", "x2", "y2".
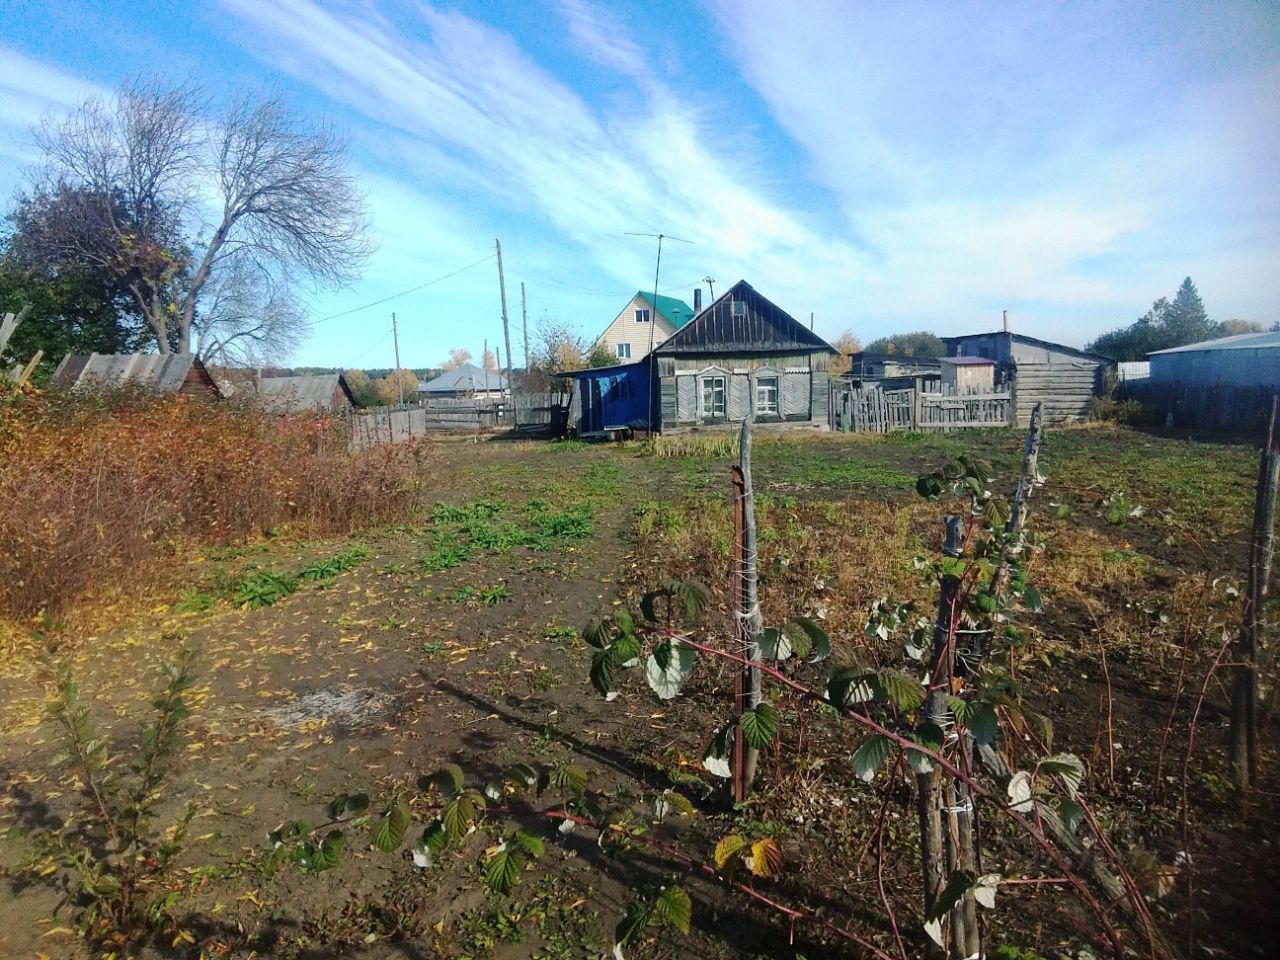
[{"x1": 1, "y1": 0, "x2": 1278, "y2": 369}]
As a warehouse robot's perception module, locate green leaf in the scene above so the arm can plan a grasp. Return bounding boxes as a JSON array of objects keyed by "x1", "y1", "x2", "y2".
[
  {"x1": 583, "y1": 617, "x2": 611, "y2": 649},
  {"x1": 908, "y1": 722, "x2": 944, "y2": 774},
  {"x1": 787, "y1": 616, "x2": 831, "y2": 662},
  {"x1": 590, "y1": 649, "x2": 617, "y2": 697},
  {"x1": 827, "y1": 666, "x2": 875, "y2": 708},
  {"x1": 964, "y1": 701, "x2": 998, "y2": 745},
  {"x1": 652, "y1": 885, "x2": 692, "y2": 934},
  {"x1": 850, "y1": 734, "x2": 894, "y2": 782},
  {"x1": 873, "y1": 670, "x2": 925, "y2": 712},
  {"x1": 739, "y1": 702, "x2": 779, "y2": 749},
  {"x1": 1023, "y1": 586, "x2": 1043, "y2": 612},
  {"x1": 373, "y1": 797, "x2": 411, "y2": 852},
  {"x1": 644, "y1": 639, "x2": 696, "y2": 700},
  {"x1": 441, "y1": 793, "x2": 476, "y2": 839},
  {"x1": 703, "y1": 720, "x2": 734, "y2": 779},
  {"x1": 314, "y1": 829, "x2": 344, "y2": 871},
  {"x1": 512, "y1": 828, "x2": 545, "y2": 858},
  {"x1": 484, "y1": 846, "x2": 523, "y2": 894},
  {"x1": 548, "y1": 763, "x2": 588, "y2": 799},
  {"x1": 506, "y1": 762, "x2": 539, "y2": 789},
  {"x1": 925, "y1": 869, "x2": 976, "y2": 924},
  {"x1": 434, "y1": 763, "x2": 465, "y2": 797},
  {"x1": 613, "y1": 630, "x2": 642, "y2": 665},
  {"x1": 974, "y1": 591, "x2": 997, "y2": 614},
  {"x1": 1036, "y1": 753, "x2": 1085, "y2": 798},
  {"x1": 615, "y1": 900, "x2": 650, "y2": 948},
  {"x1": 673, "y1": 579, "x2": 710, "y2": 621},
  {"x1": 758, "y1": 627, "x2": 792, "y2": 661},
  {"x1": 1057, "y1": 797, "x2": 1084, "y2": 833}
]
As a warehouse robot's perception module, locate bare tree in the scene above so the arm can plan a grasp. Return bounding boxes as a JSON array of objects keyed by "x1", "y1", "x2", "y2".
[
  {"x1": 25, "y1": 78, "x2": 371, "y2": 355},
  {"x1": 194, "y1": 255, "x2": 308, "y2": 366}
]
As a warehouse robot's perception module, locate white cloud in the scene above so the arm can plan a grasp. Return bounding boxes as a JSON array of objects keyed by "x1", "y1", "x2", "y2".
[{"x1": 0, "y1": 47, "x2": 110, "y2": 167}]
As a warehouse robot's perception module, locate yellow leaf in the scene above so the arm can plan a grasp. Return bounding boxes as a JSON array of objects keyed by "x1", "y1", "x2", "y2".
[
  {"x1": 41, "y1": 927, "x2": 76, "y2": 937},
  {"x1": 750, "y1": 838, "x2": 783, "y2": 878},
  {"x1": 172, "y1": 930, "x2": 195, "y2": 946},
  {"x1": 713, "y1": 834, "x2": 747, "y2": 870}
]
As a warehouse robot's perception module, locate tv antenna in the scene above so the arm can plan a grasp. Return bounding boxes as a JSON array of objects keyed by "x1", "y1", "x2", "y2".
[
  {"x1": 702, "y1": 275, "x2": 716, "y2": 303},
  {"x1": 626, "y1": 232, "x2": 694, "y2": 432}
]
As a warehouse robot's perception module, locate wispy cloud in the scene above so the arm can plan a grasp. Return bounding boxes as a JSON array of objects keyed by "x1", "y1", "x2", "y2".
[{"x1": 0, "y1": 47, "x2": 110, "y2": 167}]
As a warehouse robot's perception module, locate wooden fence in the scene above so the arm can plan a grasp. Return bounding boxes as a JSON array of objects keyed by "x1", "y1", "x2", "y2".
[
  {"x1": 831, "y1": 381, "x2": 1012, "y2": 433},
  {"x1": 348, "y1": 394, "x2": 566, "y2": 448}
]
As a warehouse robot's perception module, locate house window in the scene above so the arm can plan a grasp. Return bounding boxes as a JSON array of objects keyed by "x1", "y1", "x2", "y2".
[
  {"x1": 617, "y1": 343, "x2": 631, "y2": 359},
  {"x1": 635, "y1": 308, "x2": 651, "y2": 323},
  {"x1": 755, "y1": 376, "x2": 779, "y2": 416},
  {"x1": 732, "y1": 300, "x2": 746, "y2": 317},
  {"x1": 701, "y1": 376, "x2": 726, "y2": 418}
]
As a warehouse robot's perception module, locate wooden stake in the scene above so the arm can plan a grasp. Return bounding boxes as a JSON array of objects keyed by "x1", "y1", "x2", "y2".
[
  {"x1": 731, "y1": 418, "x2": 763, "y2": 803},
  {"x1": 1232, "y1": 395, "x2": 1279, "y2": 798}
]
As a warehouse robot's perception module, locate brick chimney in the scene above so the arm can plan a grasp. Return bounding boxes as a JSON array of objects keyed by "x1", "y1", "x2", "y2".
[{"x1": 693, "y1": 287, "x2": 702, "y2": 314}]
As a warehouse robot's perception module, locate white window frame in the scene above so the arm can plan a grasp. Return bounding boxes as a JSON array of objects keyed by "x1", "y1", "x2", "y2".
[
  {"x1": 616, "y1": 342, "x2": 631, "y2": 359},
  {"x1": 634, "y1": 308, "x2": 651, "y2": 323},
  {"x1": 755, "y1": 375, "x2": 779, "y2": 416},
  {"x1": 700, "y1": 375, "x2": 727, "y2": 418}
]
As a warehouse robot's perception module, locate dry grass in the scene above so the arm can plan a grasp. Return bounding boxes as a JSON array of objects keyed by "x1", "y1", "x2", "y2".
[{"x1": 0, "y1": 384, "x2": 435, "y2": 620}]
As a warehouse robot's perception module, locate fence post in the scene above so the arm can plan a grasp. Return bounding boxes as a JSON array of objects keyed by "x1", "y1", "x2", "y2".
[
  {"x1": 1232, "y1": 395, "x2": 1279, "y2": 799},
  {"x1": 913, "y1": 377, "x2": 924, "y2": 429},
  {"x1": 731, "y1": 418, "x2": 762, "y2": 803}
]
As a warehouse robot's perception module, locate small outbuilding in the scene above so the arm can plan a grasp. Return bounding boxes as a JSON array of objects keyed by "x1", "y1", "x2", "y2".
[
  {"x1": 53, "y1": 352, "x2": 221, "y2": 396},
  {"x1": 417, "y1": 363, "x2": 507, "y2": 399},
  {"x1": 844, "y1": 352, "x2": 943, "y2": 380},
  {"x1": 257, "y1": 374, "x2": 356, "y2": 414},
  {"x1": 1143, "y1": 331, "x2": 1280, "y2": 433},
  {"x1": 944, "y1": 331, "x2": 1110, "y2": 425}
]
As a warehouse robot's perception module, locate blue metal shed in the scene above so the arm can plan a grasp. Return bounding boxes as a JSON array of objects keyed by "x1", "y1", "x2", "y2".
[{"x1": 564, "y1": 358, "x2": 654, "y2": 436}]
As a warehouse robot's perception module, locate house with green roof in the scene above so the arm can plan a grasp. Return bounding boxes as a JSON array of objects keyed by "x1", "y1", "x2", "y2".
[{"x1": 590, "y1": 289, "x2": 699, "y2": 363}]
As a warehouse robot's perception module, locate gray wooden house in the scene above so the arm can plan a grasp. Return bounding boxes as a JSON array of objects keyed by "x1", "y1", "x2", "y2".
[
  {"x1": 943, "y1": 331, "x2": 1111, "y2": 425},
  {"x1": 653, "y1": 280, "x2": 837, "y2": 431}
]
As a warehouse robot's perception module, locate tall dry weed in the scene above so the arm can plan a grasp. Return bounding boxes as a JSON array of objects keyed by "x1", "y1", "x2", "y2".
[{"x1": 0, "y1": 385, "x2": 433, "y2": 618}]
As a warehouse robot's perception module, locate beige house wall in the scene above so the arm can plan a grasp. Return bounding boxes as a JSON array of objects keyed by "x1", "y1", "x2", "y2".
[{"x1": 591, "y1": 294, "x2": 681, "y2": 362}]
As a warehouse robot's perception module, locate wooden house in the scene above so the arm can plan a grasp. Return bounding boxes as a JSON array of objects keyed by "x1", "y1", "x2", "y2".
[
  {"x1": 590, "y1": 290, "x2": 697, "y2": 362},
  {"x1": 417, "y1": 363, "x2": 507, "y2": 400},
  {"x1": 653, "y1": 280, "x2": 836, "y2": 432},
  {"x1": 257, "y1": 374, "x2": 356, "y2": 414},
  {"x1": 943, "y1": 332, "x2": 1110, "y2": 425},
  {"x1": 53, "y1": 352, "x2": 221, "y2": 396}
]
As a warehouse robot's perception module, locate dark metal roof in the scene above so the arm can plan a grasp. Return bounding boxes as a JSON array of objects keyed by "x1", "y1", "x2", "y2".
[
  {"x1": 942, "y1": 331, "x2": 1110, "y2": 363},
  {"x1": 53, "y1": 352, "x2": 221, "y2": 394},
  {"x1": 418, "y1": 363, "x2": 507, "y2": 393},
  {"x1": 654, "y1": 280, "x2": 836, "y2": 355},
  {"x1": 257, "y1": 374, "x2": 355, "y2": 412}
]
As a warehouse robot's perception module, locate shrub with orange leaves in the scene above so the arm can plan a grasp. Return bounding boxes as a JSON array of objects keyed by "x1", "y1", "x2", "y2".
[{"x1": 0, "y1": 385, "x2": 433, "y2": 618}]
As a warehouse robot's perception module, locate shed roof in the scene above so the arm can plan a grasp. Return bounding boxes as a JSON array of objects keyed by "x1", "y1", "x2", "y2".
[
  {"x1": 1148, "y1": 331, "x2": 1280, "y2": 355},
  {"x1": 655, "y1": 280, "x2": 836, "y2": 355},
  {"x1": 418, "y1": 362, "x2": 507, "y2": 393},
  {"x1": 636, "y1": 291, "x2": 695, "y2": 329},
  {"x1": 943, "y1": 331, "x2": 1110, "y2": 363},
  {"x1": 53, "y1": 352, "x2": 220, "y2": 394},
  {"x1": 257, "y1": 374, "x2": 355, "y2": 412}
]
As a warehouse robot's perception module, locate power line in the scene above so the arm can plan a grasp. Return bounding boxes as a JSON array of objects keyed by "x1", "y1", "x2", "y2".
[{"x1": 311, "y1": 254, "x2": 496, "y2": 324}]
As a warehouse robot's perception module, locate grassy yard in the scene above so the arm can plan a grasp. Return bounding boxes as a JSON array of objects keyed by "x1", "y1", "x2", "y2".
[{"x1": 0, "y1": 424, "x2": 1274, "y2": 960}]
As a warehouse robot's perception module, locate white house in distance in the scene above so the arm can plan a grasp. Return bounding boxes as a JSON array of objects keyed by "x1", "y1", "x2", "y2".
[{"x1": 591, "y1": 290, "x2": 698, "y2": 362}]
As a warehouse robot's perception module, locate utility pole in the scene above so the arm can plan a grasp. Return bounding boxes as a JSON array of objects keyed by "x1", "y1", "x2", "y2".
[
  {"x1": 810, "y1": 311, "x2": 814, "y2": 331},
  {"x1": 391, "y1": 311, "x2": 404, "y2": 406},
  {"x1": 521, "y1": 282, "x2": 530, "y2": 371},
  {"x1": 495, "y1": 239, "x2": 514, "y2": 390}
]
